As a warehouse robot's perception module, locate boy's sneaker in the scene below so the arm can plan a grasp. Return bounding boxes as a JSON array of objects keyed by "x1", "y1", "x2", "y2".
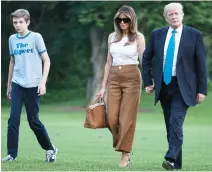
[
  {"x1": 46, "y1": 145, "x2": 57, "y2": 162},
  {"x1": 2, "y1": 155, "x2": 16, "y2": 162}
]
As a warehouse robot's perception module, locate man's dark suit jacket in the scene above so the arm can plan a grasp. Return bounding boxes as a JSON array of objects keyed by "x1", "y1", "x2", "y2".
[{"x1": 142, "y1": 25, "x2": 207, "y2": 106}]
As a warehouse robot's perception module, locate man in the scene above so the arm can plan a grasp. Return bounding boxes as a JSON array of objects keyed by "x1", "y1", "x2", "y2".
[
  {"x1": 142, "y1": 2, "x2": 207, "y2": 170},
  {"x1": 2, "y1": 9, "x2": 57, "y2": 162}
]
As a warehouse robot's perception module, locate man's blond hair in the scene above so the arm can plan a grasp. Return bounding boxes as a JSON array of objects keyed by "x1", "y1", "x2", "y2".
[
  {"x1": 10, "y1": 9, "x2": 30, "y2": 22},
  {"x1": 163, "y1": 3, "x2": 184, "y2": 17}
]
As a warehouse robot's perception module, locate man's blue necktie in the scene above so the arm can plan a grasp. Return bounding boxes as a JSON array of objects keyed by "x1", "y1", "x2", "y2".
[{"x1": 164, "y1": 29, "x2": 176, "y2": 85}]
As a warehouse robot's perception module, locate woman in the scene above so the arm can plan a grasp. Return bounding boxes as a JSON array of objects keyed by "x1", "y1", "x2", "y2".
[{"x1": 97, "y1": 5, "x2": 145, "y2": 167}]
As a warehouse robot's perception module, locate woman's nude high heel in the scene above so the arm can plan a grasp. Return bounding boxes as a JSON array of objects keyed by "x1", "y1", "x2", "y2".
[{"x1": 119, "y1": 152, "x2": 133, "y2": 167}]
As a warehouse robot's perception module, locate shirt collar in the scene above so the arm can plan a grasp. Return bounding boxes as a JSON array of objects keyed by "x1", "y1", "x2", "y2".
[{"x1": 168, "y1": 24, "x2": 183, "y2": 34}]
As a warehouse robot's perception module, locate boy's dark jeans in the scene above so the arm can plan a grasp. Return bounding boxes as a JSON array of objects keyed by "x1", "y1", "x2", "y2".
[{"x1": 7, "y1": 82, "x2": 53, "y2": 158}]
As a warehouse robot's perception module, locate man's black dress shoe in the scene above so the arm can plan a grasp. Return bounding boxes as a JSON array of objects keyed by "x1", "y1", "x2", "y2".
[{"x1": 162, "y1": 160, "x2": 175, "y2": 170}]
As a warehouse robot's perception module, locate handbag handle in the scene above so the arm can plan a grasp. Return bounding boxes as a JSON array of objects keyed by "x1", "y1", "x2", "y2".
[{"x1": 92, "y1": 96, "x2": 105, "y2": 105}]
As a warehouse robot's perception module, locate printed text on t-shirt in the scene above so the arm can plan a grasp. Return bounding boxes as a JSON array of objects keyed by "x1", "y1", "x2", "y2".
[{"x1": 14, "y1": 43, "x2": 33, "y2": 55}]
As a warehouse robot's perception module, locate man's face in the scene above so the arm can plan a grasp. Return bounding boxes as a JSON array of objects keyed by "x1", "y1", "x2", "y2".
[
  {"x1": 12, "y1": 17, "x2": 29, "y2": 33},
  {"x1": 165, "y1": 8, "x2": 183, "y2": 29}
]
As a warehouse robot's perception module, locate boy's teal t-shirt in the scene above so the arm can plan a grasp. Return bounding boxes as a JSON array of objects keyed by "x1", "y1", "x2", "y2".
[{"x1": 9, "y1": 31, "x2": 47, "y2": 88}]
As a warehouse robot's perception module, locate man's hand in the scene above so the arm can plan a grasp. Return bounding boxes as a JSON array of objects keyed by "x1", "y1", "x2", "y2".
[
  {"x1": 6, "y1": 85, "x2": 11, "y2": 99},
  {"x1": 196, "y1": 93, "x2": 206, "y2": 104},
  {"x1": 145, "y1": 85, "x2": 154, "y2": 95},
  {"x1": 37, "y1": 83, "x2": 46, "y2": 96}
]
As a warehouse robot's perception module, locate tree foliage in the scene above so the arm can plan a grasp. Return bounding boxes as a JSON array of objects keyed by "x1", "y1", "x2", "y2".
[{"x1": 1, "y1": 1, "x2": 212, "y2": 103}]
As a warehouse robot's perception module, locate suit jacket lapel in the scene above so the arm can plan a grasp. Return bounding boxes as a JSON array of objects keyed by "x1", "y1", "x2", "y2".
[
  {"x1": 159, "y1": 27, "x2": 169, "y2": 63},
  {"x1": 177, "y1": 25, "x2": 187, "y2": 64}
]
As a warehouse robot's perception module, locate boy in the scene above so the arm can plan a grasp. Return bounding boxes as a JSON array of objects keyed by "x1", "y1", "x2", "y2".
[{"x1": 2, "y1": 9, "x2": 57, "y2": 162}]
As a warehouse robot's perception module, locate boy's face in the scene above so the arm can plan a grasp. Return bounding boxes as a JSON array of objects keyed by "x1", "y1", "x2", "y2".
[{"x1": 12, "y1": 17, "x2": 29, "y2": 33}]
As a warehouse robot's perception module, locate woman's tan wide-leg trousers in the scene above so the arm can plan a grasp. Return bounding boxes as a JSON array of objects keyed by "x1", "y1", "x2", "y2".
[{"x1": 107, "y1": 64, "x2": 141, "y2": 153}]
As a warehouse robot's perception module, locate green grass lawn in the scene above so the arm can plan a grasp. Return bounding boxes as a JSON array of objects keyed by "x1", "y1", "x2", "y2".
[{"x1": 1, "y1": 92, "x2": 212, "y2": 171}]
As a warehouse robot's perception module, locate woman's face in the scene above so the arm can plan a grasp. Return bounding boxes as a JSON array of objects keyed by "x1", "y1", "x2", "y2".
[{"x1": 116, "y1": 13, "x2": 130, "y2": 31}]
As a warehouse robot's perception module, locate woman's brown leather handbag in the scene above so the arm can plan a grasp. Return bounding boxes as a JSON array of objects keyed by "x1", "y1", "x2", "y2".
[{"x1": 84, "y1": 97, "x2": 108, "y2": 129}]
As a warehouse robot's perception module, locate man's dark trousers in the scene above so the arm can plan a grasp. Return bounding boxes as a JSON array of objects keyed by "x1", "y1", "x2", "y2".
[
  {"x1": 7, "y1": 82, "x2": 53, "y2": 158},
  {"x1": 159, "y1": 77, "x2": 189, "y2": 169}
]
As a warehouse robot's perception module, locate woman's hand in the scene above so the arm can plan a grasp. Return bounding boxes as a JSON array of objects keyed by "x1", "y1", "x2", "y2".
[{"x1": 96, "y1": 88, "x2": 106, "y2": 98}]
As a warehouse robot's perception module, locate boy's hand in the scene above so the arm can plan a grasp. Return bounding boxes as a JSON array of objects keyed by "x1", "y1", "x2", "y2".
[
  {"x1": 6, "y1": 85, "x2": 11, "y2": 99},
  {"x1": 37, "y1": 83, "x2": 46, "y2": 96}
]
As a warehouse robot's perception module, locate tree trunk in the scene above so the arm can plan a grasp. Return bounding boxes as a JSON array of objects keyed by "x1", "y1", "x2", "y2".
[{"x1": 86, "y1": 27, "x2": 107, "y2": 105}]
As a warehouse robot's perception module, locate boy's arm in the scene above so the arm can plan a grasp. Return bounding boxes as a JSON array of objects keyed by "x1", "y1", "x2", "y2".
[
  {"x1": 7, "y1": 37, "x2": 14, "y2": 88},
  {"x1": 35, "y1": 33, "x2": 50, "y2": 96},
  {"x1": 7, "y1": 56, "x2": 15, "y2": 99},
  {"x1": 40, "y1": 51, "x2": 50, "y2": 85},
  {"x1": 38, "y1": 51, "x2": 50, "y2": 96}
]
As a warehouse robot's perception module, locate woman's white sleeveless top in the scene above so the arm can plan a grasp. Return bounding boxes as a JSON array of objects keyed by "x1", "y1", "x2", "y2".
[{"x1": 109, "y1": 33, "x2": 139, "y2": 66}]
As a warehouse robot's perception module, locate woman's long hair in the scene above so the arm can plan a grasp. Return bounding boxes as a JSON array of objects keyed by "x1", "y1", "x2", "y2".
[{"x1": 113, "y1": 5, "x2": 138, "y2": 45}]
